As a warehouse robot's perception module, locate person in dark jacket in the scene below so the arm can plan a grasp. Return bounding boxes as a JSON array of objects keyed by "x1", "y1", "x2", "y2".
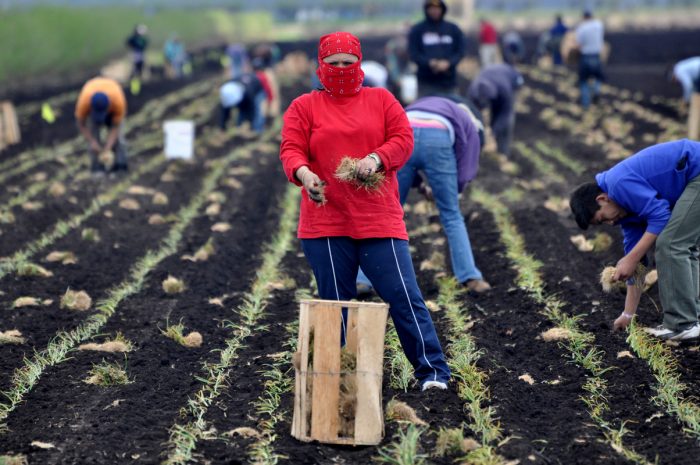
[
  {"x1": 570, "y1": 140, "x2": 700, "y2": 340},
  {"x1": 219, "y1": 71, "x2": 266, "y2": 133},
  {"x1": 357, "y1": 96, "x2": 490, "y2": 294},
  {"x1": 126, "y1": 24, "x2": 149, "y2": 79},
  {"x1": 408, "y1": 0, "x2": 466, "y2": 98},
  {"x1": 549, "y1": 15, "x2": 568, "y2": 65},
  {"x1": 468, "y1": 63, "x2": 523, "y2": 156}
]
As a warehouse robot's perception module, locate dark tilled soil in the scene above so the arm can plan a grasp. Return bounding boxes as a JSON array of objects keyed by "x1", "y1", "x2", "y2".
[{"x1": 2, "y1": 30, "x2": 700, "y2": 465}]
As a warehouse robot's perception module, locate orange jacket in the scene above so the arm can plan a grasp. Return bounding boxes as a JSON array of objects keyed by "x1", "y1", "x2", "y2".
[{"x1": 75, "y1": 77, "x2": 127, "y2": 124}]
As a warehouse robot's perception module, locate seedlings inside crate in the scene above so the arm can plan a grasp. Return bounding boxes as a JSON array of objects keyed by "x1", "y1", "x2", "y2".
[{"x1": 338, "y1": 348, "x2": 358, "y2": 437}]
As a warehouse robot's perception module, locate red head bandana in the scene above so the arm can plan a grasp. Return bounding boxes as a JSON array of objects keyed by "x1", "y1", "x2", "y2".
[{"x1": 316, "y1": 32, "x2": 364, "y2": 97}]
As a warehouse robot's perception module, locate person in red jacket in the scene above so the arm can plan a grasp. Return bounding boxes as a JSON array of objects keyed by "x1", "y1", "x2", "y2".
[
  {"x1": 479, "y1": 19, "x2": 499, "y2": 67},
  {"x1": 280, "y1": 32, "x2": 451, "y2": 392}
]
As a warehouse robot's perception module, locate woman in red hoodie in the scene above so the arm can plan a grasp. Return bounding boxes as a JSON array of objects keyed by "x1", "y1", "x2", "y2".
[{"x1": 280, "y1": 32, "x2": 451, "y2": 391}]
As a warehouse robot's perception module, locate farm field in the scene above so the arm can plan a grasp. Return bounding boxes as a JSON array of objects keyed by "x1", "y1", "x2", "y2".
[{"x1": 2, "y1": 32, "x2": 700, "y2": 465}]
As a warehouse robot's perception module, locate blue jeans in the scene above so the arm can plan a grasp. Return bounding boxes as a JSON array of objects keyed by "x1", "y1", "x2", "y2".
[
  {"x1": 238, "y1": 91, "x2": 266, "y2": 133},
  {"x1": 360, "y1": 127, "x2": 482, "y2": 286},
  {"x1": 579, "y1": 54, "x2": 604, "y2": 108},
  {"x1": 302, "y1": 237, "x2": 451, "y2": 385}
]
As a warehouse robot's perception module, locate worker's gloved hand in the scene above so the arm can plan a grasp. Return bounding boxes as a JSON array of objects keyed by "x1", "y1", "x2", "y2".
[
  {"x1": 90, "y1": 141, "x2": 102, "y2": 154},
  {"x1": 297, "y1": 166, "x2": 326, "y2": 203},
  {"x1": 354, "y1": 156, "x2": 377, "y2": 181}
]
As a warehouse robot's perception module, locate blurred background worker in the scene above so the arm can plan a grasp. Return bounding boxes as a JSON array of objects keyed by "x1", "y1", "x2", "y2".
[
  {"x1": 468, "y1": 63, "x2": 523, "y2": 156},
  {"x1": 164, "y1": 35, "x2": 188, "y2": 79},
  {"x1": 219, "y1": 70, "x2": 266, "y2": 133},
  {"x1": 670, "y1": 56, "x2": 700, "y2": 105},
  {"x1": 75, "y1": 77, "x2": 128, "y2": 175},
  {"x1": 549, "y1": 14, "x2": 568, "y2": 66},
  {"x1": 225, "y1": 43, "x2": 250, "y2": 79},
  {"x1": 408, "y1": 0, "x2": 465, "y2": 98},
  {"x1": 478, "y1": 18, "x2": 499, "y2": 67},
  {"x1": 502, "y1": 28, "x2": 525, "y2": 65},
  {"x1": 575, "y1": 10, "x2": 605, "y2": 109},
  {"x1": 126, "y1": 24, "x2": 149, "y2": 79}
]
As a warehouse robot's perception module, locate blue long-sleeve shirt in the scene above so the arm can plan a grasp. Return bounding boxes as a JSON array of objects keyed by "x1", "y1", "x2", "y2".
[{"x1": 595, "y1": 139, "x2": 700, "y2": 253}]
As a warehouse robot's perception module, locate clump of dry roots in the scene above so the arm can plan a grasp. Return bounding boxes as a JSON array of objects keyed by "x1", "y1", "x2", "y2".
[
  {"x1": 334, "y1": 157, "x2": 385, "y2": 191},
  {"x1": 600, "y1": 263, "x2": 648, "y2": 293}
]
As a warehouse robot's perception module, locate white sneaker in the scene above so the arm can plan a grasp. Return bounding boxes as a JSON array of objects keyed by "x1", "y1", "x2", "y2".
[
  {"x1": 421, "y1": 380, "x2": 448, "y2": 392},
  {"x1": 645, "y1": 323, "x2": 700, "y2": 341}
]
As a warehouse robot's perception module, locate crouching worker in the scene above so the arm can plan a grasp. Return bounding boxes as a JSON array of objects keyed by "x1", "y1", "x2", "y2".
[
  {"x1": 570, "y1": 139, "x2": 700, "y2": 341},
  {"x1": 219, "y1": 71, "x2": 266, "y2": 134},
  {"x1": 75, "y1": 77, "x2": 128, "y2": 175},
  {"x1": 280, "y1": 32, "x2": 451, "y2": 391},
  {"x1": 357, "y1": 96, "x2": 490, "y2": 294}
]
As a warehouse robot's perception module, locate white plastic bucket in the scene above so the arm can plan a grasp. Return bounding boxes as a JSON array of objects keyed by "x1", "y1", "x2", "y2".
[
  {"x1": 163, "y1": 120, "x2": 194, "y2": 160},
  {"x1": 400, "y1": 74, "x2": 418, "y2": 104}
]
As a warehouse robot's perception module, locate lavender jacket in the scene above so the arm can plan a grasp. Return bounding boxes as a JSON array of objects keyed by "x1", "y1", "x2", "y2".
[{"x1": 406, "y1": 97, "x2": 480, "y2": 192}]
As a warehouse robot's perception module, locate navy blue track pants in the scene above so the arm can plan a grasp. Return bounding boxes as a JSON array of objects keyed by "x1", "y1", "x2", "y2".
[{"x1": 301, "y1": 237, "x2": 451, "y2": 385}]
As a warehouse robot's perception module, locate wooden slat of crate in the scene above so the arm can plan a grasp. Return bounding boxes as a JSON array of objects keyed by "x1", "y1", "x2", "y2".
[
  {"x1": 353, "y1": 304, "x2": 388, "y2": 444},
  {"x1": 310, "y1": 301, "x2": 342, "y2": 442},
  {"x1": 291, "y1": 300, "x2": 312, "y2": 440},
  {"x1": 689, "y1": 93, "x2": 700, "y2": 140}
]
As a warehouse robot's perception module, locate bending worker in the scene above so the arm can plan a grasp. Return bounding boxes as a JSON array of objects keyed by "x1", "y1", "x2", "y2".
[
  {"x1": 570, "y1": 139, "x2": 700, "y2": 341},
  {"x1": 75, "y1": 76, "x2": 128, "y2": 175}
]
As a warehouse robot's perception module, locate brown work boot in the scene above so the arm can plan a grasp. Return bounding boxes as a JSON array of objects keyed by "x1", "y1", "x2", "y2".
[{"x1": 465, "y1": 279, "x2": 492, "y2": 294}]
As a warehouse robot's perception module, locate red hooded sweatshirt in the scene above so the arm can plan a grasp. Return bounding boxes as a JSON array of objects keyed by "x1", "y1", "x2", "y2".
[{"x1": 280, "y1": 86, "x2": 413, "y2": 240}]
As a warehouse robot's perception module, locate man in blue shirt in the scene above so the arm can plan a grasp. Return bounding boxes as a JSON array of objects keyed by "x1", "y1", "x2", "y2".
[{"x1": 570, "y1": 139, "x2": 700, "y2": 340}]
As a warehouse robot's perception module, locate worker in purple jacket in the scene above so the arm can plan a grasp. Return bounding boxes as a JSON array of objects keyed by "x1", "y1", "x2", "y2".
[
  {"x1": 358, "y1": 96, "x2": 491, "y2": 294},
  {"x1": 570, "y1": 139, "x2": 700, "y2": 341}
]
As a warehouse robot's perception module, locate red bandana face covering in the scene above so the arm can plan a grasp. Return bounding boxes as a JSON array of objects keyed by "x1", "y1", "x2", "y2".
[{"x1": 316, "y1": 32, "x2": 365, "y2": 97}]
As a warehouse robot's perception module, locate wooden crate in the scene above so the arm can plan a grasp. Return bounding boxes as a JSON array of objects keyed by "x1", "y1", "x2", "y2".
[
  {"x1": 0, "y1": 101, "x2": 20, "y2": 148},
  {"x1": 291, "y1": 299, "x2": 389, "y2": 446},
  {"x1": 689, "y1": 93, "x2": 700, "y2": 140}
]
